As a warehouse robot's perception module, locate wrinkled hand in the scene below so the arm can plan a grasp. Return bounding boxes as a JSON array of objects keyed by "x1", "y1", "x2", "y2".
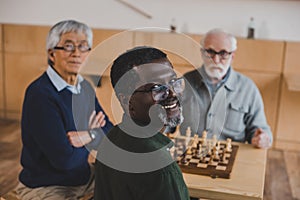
[
  {"x1": 67, "y1": 131, "x2": 91, "y2": 148},
  {"x1": 89, "y1": 111, "x2": 106, "y2": 129},
  {"x1": 67, "y1": 111, "x2": 107, "y2": 148},
  {"x1": 251, "y1": 128, "x2": 271, "y2": 149}
]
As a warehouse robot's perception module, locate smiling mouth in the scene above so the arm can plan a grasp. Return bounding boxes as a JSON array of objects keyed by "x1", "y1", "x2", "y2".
[
  {"x1": 161, "y1": 100, "x2": 182, "y2": 113},
  {"x1": 158, "y1": 100, "x2": 183, "y2": 127},
  {"x1": 163, "y1": 103, "x2": 177, "y2": 109}
]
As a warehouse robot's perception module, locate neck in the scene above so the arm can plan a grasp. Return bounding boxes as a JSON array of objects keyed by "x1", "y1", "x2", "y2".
[
  {"x1": 64, "y1": 74, "x2": 78, "y2": 85},
  {"x1": 51, "y1": 66, "x2": 78, "y2": 85},
  {"x1": 209, "y1": 77, "x2": 222, "y2": 85}
]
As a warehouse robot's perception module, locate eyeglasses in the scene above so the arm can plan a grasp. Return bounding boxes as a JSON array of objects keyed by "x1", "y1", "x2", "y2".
[
  {"x1": 53, "y1": 43, "x2": 91, "y2": 53},
  {"x1": 134, "y1": 78, "x2": 185, "y2": 101},
  {"x1": 202, "y1": 48, "x2": 233, "y2": 60}
]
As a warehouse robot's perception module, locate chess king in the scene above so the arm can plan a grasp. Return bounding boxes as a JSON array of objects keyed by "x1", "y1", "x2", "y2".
[{"x1": 94, "y1": 46, "x2": 190, "y2": 200}]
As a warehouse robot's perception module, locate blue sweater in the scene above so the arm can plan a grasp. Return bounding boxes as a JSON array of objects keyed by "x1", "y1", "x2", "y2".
[{"x1": 19, "y1": 72, "x2": 113, "y2": 188}]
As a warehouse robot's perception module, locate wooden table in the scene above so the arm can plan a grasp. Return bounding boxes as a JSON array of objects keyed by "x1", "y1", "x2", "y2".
[{"x1": 183, "y1": 142, "x2": 267, "y2": 200}]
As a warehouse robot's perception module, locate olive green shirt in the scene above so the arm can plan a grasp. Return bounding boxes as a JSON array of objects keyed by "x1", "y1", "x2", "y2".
[{"x1": 94, "y1": 116, "x2": 190, "y2": 200}]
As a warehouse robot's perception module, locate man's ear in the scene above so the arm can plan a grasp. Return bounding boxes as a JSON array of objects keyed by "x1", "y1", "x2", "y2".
[
  {"x1": 48, "y1": 49, "x2": 55, "y2": 61},
  {"x1": 118, "y1": 93, "x2": 130, "y2": 114},
  {"x1": 231, "y1": 52, "x2": 236, "y2": 60}
]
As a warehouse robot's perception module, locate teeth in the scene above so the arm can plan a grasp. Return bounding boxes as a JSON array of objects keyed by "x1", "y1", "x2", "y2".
[{"x1": 163, "y1": 103, "x2": 177, "y2": 109}]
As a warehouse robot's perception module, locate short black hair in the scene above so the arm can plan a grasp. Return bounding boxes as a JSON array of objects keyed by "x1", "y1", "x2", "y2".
[{"x1": 110, "y1": 46, "x2": 168, "y2": 94}]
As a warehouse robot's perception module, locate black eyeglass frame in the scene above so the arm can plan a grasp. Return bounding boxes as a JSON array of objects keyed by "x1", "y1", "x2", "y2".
[
  {"x1": 134, "y1": 77, "x2": 185, "y2": 101},
  {"x1": 53, "y1": 44, "x2": 91, "y2": 53},
  {"x1": 201, "y1": 48, "x2": 233, "y2": 60}
]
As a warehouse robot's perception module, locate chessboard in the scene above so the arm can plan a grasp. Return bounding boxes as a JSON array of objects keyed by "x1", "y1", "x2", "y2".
[{"x1": 171, "y1": 132, "x2": 239, "y2": 179}]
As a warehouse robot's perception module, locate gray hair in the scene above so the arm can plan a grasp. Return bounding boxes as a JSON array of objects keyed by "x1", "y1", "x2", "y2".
[
  {"x1": 200, "y1": 28, "x2": 237, "y2": 51},
  {"x1": 46, "y1": 19, "x2": 93, "y2": 50},
  {"x1": 46, "y1": 20, "x2": 93, "y2": 65}
]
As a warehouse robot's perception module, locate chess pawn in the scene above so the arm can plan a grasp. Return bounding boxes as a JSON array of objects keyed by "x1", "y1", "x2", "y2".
[
  {"x1": 186, "y1": 146, "x2": 192, "y2": 155},
  {"x1": 212, "y1": 134, "x2": 217, "y2": 147},
  {"x1": 221, "y1": 152, "x2": 226, "y2": 163},
  {"x1": 186, "y1": 126, "x2": 191, "y2": 138},
  {"x1": 185, "y1": 127, "x2": 192, "y2": 147},
  {"x1": 216, "y1": 141, "x2": 221, "y2": 151},
  {"x1": 202, "y1": 130, "x2": 207, "y2": 145},
  {"x1": 192, "y1": 134, "x2": 198, "y2": 148},
  {"x1": 212, "y1": 146, "x2": 220, "y2": 160},
  {"x1": 196, "y1": 144, "x2": 202, "y2": 158},
  {"x1": 226, "y1": 138, "x2": 232, "y2": 152}
]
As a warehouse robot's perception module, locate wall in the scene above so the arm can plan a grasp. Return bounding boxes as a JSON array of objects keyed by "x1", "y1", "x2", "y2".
[{"x1": 0, "y1": 0, "x2": 300, "y2": 42}]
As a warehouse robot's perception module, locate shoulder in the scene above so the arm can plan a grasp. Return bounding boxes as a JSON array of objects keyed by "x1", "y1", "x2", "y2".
[
  {"x1": 231, "y1": 70, "x2": 257, "y2": 89},
  {"x1": 184, "y1": 68, "x2": 202, "y2": 80},
  {"x1": 183, "y1": 68, "x2": 204, "y2": 89},
  {"x1": 25, "y1": 73, "x2": 54, "y2": 96}
]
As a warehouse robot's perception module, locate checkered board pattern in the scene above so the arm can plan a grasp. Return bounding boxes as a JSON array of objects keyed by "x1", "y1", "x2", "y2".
[{"x1": 174, "y1": 138, "x2": 239, "y2": 179}]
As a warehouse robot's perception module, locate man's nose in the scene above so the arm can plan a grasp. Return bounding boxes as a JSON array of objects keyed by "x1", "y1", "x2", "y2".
[
  {"x1": 212, "y1": 54, "x2": 221, "y2": 63},
  {"x1": 167, "y1": 86, "x2": 177, "y2": 98}
]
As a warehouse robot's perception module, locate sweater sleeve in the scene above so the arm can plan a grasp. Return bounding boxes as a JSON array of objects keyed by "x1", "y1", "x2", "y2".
[
  {"x1": 94, "y1": 95, "x2": 113, "y2": 134},
  {"x1": 84, "y1": 86, "x2": 113, "y2": 150},
  {"x1": 22, "y1": 87, "x2": 89, "y2": 171}
]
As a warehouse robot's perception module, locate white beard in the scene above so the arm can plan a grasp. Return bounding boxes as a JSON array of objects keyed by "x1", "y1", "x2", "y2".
[
  {"x1": 158, "y1": 107, "x2": 184, "y2": 127},
  {"x1": 205, "y1": 64, "x2": 228, "y2": 80}
]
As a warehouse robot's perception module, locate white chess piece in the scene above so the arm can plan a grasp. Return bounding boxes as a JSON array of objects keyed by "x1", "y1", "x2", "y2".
[
  {"x1": 226, "y1": 138, "x2": 232, "y2": 152},
  {"x1": 185, "y1": 127, "x2": 192, "y2": 147},
  {"x1": 192, "y1": 134, "x2": 198, "y2": 148},
  {"x1": 212, "y1": 134, "x2": 217, "y2": 146}
]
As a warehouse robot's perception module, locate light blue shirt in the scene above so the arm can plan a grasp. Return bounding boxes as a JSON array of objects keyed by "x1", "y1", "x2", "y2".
[
  {"x1": 181, "y1": 66, "x2": 273, "y2": 144},
  {"x1": 46, "y1": 66, "x2": 83, "y2": 94}
]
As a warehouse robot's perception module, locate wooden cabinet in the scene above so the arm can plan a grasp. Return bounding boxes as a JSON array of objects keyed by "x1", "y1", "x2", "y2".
[
  {"x1": 85, "y1": 29, "x2": 134, "y2": 77},
  {"x1": 234, "y1": 38, "x2": 284, "y2": 73},
  {"x1": 134, "y1": 31, "x2": 203, "y2": 76},
  {"x1": 0, "y1": 24, "x2": 4, "y2": 118},
  {"x1": 276, "y1": 42, "x2": 300, "y2": 151},
  {"x1": 90, "y1": 29, "x2": 135, "y2": 124},
  {"x1": 3, "y1": 24, "x2": 48, "y2": 119}
]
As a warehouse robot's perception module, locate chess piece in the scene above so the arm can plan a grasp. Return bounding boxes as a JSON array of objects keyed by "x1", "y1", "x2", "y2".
[
  {"x1": 196, "y1": 144, "x2": 202, "y2": 158},
  {"x1": 220, "y1": 152, "x2": 226, "y2": 163},
  {"x1": 212, "y1": 146, "x2": 220, "y2": 160},
  {"x1": 202, "y1": 130, "x2": 207, "y2": 145},
  {"x1": 185, "y1": 126, "x2": 192, "y2": 147},
  {"x1": 212, "y1": 134, "x2": 217, "y2": 146},
  {"x1": 186, "y1": 146, "x2": 192, "y2": 155},
  {"x1": 216, "y1": 141, "x2": 221, "y2": 151},
  {"x1": 192, "y1": 134, "x2": 198, "y2": 148},
  {"x1": 186, "y1": 127, "x2": 191, "y2": 138},
  {"x1": 226, "y1": 138, "x2": 232, "y2": 152}
]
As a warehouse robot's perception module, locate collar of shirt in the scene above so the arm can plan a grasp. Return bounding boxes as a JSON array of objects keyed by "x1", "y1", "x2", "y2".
[{"x1": 46, "y1": 65, "x2": 83, "y2": 94}]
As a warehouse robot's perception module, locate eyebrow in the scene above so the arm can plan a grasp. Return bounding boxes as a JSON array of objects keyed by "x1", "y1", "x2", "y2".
[
  {"x1": 206, "y1": 48, "x2": 230, "y2": 52},
  {"x1": 63, "y1": 39, "x2": 88, "y2": 44}
]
